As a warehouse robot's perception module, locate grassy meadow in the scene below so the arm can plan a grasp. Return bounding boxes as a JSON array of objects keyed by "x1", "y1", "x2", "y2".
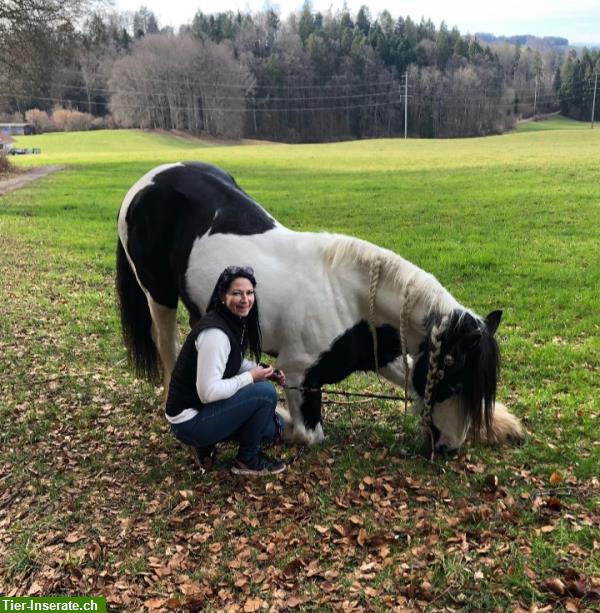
[{"x1": 0, "y1": 119, "x2": 599, "y2": 611}]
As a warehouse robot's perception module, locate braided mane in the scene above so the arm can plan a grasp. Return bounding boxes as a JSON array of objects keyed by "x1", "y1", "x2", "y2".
[{"x1": 322, "y1": 235, "x2": 460, "y2": 317}]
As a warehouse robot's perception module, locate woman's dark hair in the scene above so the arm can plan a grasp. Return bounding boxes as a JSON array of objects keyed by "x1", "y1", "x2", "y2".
[{"x1": 206, "y1": 266, "x2": 262, "y2": 363}]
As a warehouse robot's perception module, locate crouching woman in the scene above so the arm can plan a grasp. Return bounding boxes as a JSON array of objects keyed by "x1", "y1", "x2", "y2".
[{"x1": 165, "y1": 266, "x2": 287, "y2": 476}]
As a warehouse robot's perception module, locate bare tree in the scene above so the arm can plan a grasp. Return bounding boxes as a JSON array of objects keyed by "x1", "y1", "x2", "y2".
[
  {"x1": 109, "y1": 34, "x2": 253, "y2": 138},
  {"x1": 0, "y1": 0, "x2": 103, "y2": 113}
]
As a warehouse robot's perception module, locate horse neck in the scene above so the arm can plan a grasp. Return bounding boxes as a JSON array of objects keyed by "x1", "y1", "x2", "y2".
[
  {"x1": 376, "y1": 263, "x2": 462, "y2": 355},
  {"x1": 321, "y1": 234, "x2": 462, "y2": 352}
]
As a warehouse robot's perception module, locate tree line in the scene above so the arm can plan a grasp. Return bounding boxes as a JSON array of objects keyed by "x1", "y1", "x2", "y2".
[{"x1": 1, "y1": 1, "x2": 599, "y2": 141}]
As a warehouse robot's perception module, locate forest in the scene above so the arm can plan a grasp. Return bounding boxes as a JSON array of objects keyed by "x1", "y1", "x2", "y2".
[{"x1": 1, "y1": 0, "x2": 599, "y2": 141}]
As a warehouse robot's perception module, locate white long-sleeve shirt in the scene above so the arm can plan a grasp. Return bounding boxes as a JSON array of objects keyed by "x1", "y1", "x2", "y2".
[
  {"x1": 165, "y1": 328, "x2": 255, "y2": 424},
  {"x1": 195, "y1": 328, "x2": 255, "y2": 402}
]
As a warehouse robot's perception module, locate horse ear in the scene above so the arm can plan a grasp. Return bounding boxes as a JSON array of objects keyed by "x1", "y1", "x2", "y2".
[{"x1": 485, "y1": 310, "x2": 503, "y2": 336}]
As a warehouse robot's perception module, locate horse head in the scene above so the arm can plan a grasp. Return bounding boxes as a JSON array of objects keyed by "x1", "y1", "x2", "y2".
[{"x1": 412, "y1": 309, "x2": 502, "y2": 454}]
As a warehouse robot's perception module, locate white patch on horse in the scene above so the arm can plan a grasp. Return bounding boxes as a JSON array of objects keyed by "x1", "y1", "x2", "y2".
[
  {"x1": 185, "y1": 228, "x2": 364, "y2": 359},
  {"x1": 431, "y1": 396, "x2": 471, "y2": 451}
]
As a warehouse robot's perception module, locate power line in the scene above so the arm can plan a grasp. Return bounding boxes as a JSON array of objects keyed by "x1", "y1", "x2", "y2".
[
  {"x1": 1, "y1": 75, "x2": 595, "y2": 119},
  {"x1": 57, "y1": 66, "x2": 408, "y2": 91},
  {"x1": 55, "y1": 84, "x2": 406, "y2": 103},
  {"x1": 0, "y1": 91, "x2": 403, "y2": 113},
  {"x1": 0, "y1": 91, "x2": 591, "y2": 112},
  {"x1": 3, "y1": 90, "x2": 593, "y2": 115},
  {"x1": 18, "y1": 77, "x2": 595, "y2": 107}
]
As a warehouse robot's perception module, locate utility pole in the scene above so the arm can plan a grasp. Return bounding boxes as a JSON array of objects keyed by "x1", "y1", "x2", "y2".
[
  {"x1": 533, "y1": 75, "x2": 538, "y2": 117},
  {"x1": 404, "y1": 71, "x2": 408, "y2": 139},
  {"x1": 591, "y1": 72, "x2": 598, "y2": 129}
]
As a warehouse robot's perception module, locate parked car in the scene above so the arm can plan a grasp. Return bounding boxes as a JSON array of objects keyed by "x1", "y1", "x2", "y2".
[{"x1": 7, "y1": 147, "x2": 41, "y2": 155}]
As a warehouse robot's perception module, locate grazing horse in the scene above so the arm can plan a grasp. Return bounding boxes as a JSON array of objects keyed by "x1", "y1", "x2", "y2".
[{"x1": 116, "y1": 162, "x2": 523, "y2": 454}]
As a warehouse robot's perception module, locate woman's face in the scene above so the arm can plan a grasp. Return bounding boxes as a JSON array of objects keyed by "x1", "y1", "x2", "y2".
[{"x1": 223, "y1": 277, "x2": 255, "y2": 318}]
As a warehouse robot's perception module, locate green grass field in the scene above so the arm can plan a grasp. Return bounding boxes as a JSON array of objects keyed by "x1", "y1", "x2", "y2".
[{"x1": 1, "y1": 119, "x2": 598, "y2": 611}]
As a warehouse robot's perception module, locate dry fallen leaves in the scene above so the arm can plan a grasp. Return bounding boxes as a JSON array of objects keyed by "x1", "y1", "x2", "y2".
[{"x1": 549, "y1": 471, "x2": 563, "y2": 486}]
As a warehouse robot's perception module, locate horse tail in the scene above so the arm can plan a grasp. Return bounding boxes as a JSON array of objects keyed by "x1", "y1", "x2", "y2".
[{"x1": 115, "y1": 239, "x2": 160, "y2": 383}]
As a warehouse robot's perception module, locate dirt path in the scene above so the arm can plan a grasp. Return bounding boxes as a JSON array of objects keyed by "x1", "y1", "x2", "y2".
[{"x1": 0, "y1": 165, "x2": 64, "y2": 196}]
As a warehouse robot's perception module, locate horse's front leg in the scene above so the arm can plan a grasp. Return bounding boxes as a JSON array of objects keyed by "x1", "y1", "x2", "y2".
[
  {"x1": 283, "y1": 386, "x2": 325, "y2": 446},
  {"x1": 379, "y1": 355, "x2": 413, "y2": 393},
  {"x1": 471, "y1": 401, "x2": 525, "y2": 445}
]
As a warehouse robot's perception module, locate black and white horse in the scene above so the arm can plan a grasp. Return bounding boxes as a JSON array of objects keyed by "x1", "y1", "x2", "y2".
[{"x1": 116, "y1": 162, "x2": 523, "y2": 454}]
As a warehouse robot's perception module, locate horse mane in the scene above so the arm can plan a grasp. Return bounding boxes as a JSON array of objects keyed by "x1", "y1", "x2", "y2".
[{"x1": 322, "y1": 234, "x2": 461, "y2": 318}]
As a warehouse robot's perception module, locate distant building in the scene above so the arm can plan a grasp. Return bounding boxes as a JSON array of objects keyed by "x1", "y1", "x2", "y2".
[{"x1": 0, "y1": 123, "x2": 34, "y2": 136}]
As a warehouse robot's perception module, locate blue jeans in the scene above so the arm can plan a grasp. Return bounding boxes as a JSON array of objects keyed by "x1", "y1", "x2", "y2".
[{"x1": 170, "y1": 382, "x2": 278, "y2": 463}]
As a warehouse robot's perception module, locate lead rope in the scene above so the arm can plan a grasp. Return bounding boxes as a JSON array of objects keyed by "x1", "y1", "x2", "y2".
[{"x1": 367, "y1": 258, "x2": 382, "y2": 379}]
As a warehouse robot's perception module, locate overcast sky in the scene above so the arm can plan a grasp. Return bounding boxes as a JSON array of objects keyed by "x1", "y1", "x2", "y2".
[{"x1": 111, "y1": 0, "x2": 600, "y2": 45}]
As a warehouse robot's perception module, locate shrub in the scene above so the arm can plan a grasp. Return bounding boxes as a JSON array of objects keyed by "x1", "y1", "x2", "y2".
[
  {"x1": 0, "y1": 153, "x2": 12, "y2": 176},
  {"x1": 91, "y1": 116, "x2": 106, "y2": 130},
  {"x1": 25, "y1": 108, "x2": 53, "y2": 133},
  {"x1": 52, "y1": 107, "x2": 94, "y2": 131},
  {"x1": 0, "y1": 111, "x2": 24, "y2": 123}
]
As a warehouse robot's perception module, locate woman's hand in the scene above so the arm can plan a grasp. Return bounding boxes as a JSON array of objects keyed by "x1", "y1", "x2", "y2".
[
  {"x1": 250, "y1": 364, "x2": 274, "y2": 382},
  {"x1": 250, "y1": 364, "x2": 286, "y2": 386},
  {"x1": 268, "y1": 368, "x2": 286, "y2": 386}
]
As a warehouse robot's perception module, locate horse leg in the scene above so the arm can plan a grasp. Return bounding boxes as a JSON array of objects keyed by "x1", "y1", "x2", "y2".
[
  {"x1": 147, "y1": 296, "x2": 179, "y2": 402},
  {"x1": 379, "y1": 355, "x2": 413, "y2": 391},
  {"x1": 274, "y1": 403, "x2": 294, "y2": 441},
  {"x1": 281, "y1": 386, "x2": 325, "y2": 445},
  {"x1": 473, "y1": 401, "x2": 524, "y2": 445}
]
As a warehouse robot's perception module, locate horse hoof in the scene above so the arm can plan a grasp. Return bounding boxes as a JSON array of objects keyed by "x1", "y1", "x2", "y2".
[
  {"x1": 290, "y1": 423, "x2": 325, "y2": 446},
  {"x1": 275, "y1": 404, "x2": 294, "y2": 442}
]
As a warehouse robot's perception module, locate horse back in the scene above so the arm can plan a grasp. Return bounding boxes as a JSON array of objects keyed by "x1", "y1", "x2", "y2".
[{"x1": 118, "y1": 162, "x2": 277, "y2": 310}]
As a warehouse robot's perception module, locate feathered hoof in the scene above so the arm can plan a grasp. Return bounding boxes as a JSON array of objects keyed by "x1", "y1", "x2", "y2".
[
  {"x1": 289, "y1": 422, "x2": 325, "y2": 446},
  {"x1": 476, "y1": 401, "x2": 525, "y2": 446},
  {"x1": 275, "y1": 404, "x2": 294, "y2": 442}
]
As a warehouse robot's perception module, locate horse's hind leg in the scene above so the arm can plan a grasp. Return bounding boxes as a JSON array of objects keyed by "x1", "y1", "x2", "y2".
[{"x1": 147, "y1": 296, "x2": 179, "y2": 401}]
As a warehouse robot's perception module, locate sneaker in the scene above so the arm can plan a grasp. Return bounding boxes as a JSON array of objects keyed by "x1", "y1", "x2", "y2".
[
  {"x1": 191, "y1": 445, "x2": 216, "y2": 470},
  {"x1": 231, "y1": 450, "x2": 286, "y2": 476}
]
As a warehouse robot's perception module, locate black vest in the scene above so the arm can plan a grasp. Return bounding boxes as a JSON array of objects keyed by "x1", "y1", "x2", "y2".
[{"x1": 165, "y1": 306, "x2": 245, "y2": 417}]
